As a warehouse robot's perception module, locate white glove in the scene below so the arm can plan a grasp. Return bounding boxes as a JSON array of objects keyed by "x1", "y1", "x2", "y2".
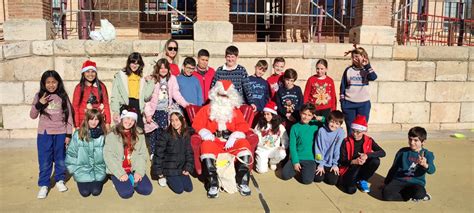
[
  {"x1": 158, "y1": 177, "x2": 167, "y2": 187},
  {"x1": 224, "y1": 131, "x2": 246, "y2": 149},
  {"x1": 199, "y1": 128, "x2": 215, "y2": 141}
]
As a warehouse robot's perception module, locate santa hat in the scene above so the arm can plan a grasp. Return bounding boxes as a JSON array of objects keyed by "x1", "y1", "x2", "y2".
[
  {"x1": 216, "y1": 80, "x2": 234, "y2": 94},
  {"x1": 263, "y1": 101, "x2": 277, "y2": 115},
  {"x1": 82, "y1": 60, "x2": 97, "y2": 73},
  {"x1": 351, "y1": 115, "x2": 368, "y2": 131},
  {"x1": 120, "y1": 108, "x2": 138, "y2": 121}
]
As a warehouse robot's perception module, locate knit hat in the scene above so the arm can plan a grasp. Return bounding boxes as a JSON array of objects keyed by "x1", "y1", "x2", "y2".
[
  {"x1": 82, "y1": 60, "x2": 97, "y2": 73},
  {"x1": 263, "y1": 101, "x2": 277, "y2": 115},
  {"x1": 120, "y1": 108, "x2": 138, "y2": 121},
  {"x1": 351, "y1": 115, "x2": 368, "y2": 131}
]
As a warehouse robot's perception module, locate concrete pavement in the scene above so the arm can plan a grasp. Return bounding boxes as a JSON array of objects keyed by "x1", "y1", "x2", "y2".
[{"x1": 0, "y1": 130, "x2": 473, "y2": 212}]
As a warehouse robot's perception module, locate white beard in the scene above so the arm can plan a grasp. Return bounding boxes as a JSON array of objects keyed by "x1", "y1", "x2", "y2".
[
  {"x1": 210, "y1": 97, "x2": 235, "y2": 131},
  {"x1": 207, "y1": 81, "x2": 243, "y2": 131}
]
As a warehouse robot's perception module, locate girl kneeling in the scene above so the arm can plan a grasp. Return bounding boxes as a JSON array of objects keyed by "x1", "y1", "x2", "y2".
[
  {"x1": 104, "y1": 106, "x2": 153, "y2": 199},
  {"x1": 66, "y1": 109, "x2": 106, "y2": 197},
  {"x1": 151, "y1": 110, "x2": 194, "y2": 194}
]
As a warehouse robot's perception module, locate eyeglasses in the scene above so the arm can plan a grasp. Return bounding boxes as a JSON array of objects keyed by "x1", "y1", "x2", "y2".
[
  {"x1": 185, "y1": 66, "x2": 195, "y2": 70},
  {"x1": 130, "y1": 60, "x2": 140, "y2": 65},
  {"x1": 167, "y1": 47, "x2": 178, "y2": 52}
]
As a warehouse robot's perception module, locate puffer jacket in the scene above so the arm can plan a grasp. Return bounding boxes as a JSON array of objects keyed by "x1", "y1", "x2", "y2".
[
  {"x1": 65, "y1": 130, "x2": 106, "y2": 182},
  {"x1": 151, "y1": 127, "x2": 194, "y2": 178}
]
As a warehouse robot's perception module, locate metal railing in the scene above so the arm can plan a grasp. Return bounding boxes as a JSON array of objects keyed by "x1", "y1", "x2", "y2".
[
  {"x1": 229, "y1": 0, "x2": 357, "y2": 42},
  {"x1": 52, "y1": 0, "x2": 195, "y2": 40},
  {"x1": 394, "y1": 0, "x2": 473, "y2": 46}
]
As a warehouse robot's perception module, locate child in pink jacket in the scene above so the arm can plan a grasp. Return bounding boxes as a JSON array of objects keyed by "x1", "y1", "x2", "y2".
[{"x1": 144, "y1": 58, "x2": 189, "y2": 157}]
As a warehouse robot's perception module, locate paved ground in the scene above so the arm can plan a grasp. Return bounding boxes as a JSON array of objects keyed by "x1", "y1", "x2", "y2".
[{"x1": 0, "y1": 130, "x2": 473, "y2": 213}]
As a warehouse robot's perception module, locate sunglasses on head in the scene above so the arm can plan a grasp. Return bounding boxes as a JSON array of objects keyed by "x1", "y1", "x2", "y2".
[{"x1": 167, "y1": 47, "x2": 178, "y2": 51}]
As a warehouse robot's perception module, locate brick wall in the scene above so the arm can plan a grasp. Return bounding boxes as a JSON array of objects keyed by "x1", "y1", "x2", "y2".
[
  {"x1": 0, "y1": 41, "x2": 472, "y2": 138},
  {"x1": 7, "y1": 0, "x2": 51, "y2": 21},
  {"x1": 94, "y1": 0, "x2": 139, "y2": 28},
  {"x1": 355, "y1": 0, "x2": 393, "y2": 26},
  {"x1": 197, "y1": 0, "x2": 229, "y2": 21}
]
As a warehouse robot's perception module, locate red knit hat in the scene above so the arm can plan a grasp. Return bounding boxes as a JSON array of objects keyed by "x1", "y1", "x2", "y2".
[
  {"x1": 263, "y1": 101, "x2": 277, "y2": 115},
  {"x1": 351, "y1": 115, "x2": 368, "y2": 131},
  {"x1": 82, "y1": 60, "x2": 97, "y2": 73}
]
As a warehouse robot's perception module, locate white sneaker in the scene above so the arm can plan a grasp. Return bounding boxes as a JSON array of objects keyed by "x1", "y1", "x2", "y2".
[
  {"x1": 37, "y1": 186, "x2": 48, "y2": 199},
  {"x1": 238, "y1": 184, "x2": 251, "y2": 196},
  {"x1": 270, "y1": 164, "x2": 277, "y2": 171},
  {"x1": 55, "y1": 180, "x2": 68, "y2": 192},
  {"x1": 158, "y1": 177, "x2": 167, "y2": 187}
]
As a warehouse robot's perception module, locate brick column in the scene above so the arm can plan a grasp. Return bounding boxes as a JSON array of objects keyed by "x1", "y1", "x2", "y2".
[
  {"x1": 194, "y1": 0, "x2": 233, "y2": 42},
  {"x1": 349, "y1": 0, "x2": 396, "y2": 45},
  {"x1": 4, "y1": 0, "x2": 53, "y2": 41}
]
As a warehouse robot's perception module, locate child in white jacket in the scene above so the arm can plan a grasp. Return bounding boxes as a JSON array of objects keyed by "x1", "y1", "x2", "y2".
[{"x1": 254, "y1": 102, "x2": 288, "y2": 173}]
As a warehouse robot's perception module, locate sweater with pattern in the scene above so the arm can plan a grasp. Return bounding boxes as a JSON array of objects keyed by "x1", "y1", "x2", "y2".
[
  {"x1": 247, "y1": 75, "x2": 270, "y2": 111},
  {"x1": 211, "y1": 64, "x2": 252, "y2": 101},
  {"x1": 340, "y1": 64, "x2": 377, "y2": 103},
  {"x1": 304, "y1": 75, "x2": 337, "y2": 111}
]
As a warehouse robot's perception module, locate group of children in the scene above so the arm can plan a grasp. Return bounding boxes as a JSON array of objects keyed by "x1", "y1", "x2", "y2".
[{"x1": 29, "y1": 39, "x2": 435, "y2": 202}]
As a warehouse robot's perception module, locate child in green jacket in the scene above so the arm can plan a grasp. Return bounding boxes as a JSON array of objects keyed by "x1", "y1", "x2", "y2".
[
  {"x1": 104, "y1": 105, "x2": 153, "y2": 199},
  {"x1": 66, "y1": 109, "x2": 106, "y2": 197}
]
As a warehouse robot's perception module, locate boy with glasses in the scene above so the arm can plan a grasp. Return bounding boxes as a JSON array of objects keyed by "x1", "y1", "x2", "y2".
[{"x1": 177, "y1": 57, "x2": 203, "y2": 106}]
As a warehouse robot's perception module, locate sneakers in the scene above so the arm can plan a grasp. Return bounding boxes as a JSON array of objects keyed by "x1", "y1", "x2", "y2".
[
  {"x1": 207, "y1": 186, "x2": 219, "y2": 198},
  {"x1": 238, "y1": 184, "x2": 251, "y2": 196},
  {"x1": 411, "y1": 193, "x2": 432, "y2": 202},
  {"x1": 37, "y1": 186, "x2": 49, "y2": 199},
  {"x1": 55, "y1": 180, "x2": 68, "y2": 192},
  {"x1": 357, "y1": 180, "x2": 370, "y2": 193},
  {"x1": 270, "y1": 164, "x2": 277, "y2": 171},
  {"x1": 158, "y1": 177, "x2": 167, "y2": 187}
]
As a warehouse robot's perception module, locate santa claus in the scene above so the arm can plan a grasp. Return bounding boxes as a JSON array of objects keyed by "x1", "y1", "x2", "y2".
[{"x1": 192, "y1": 80, "x2": 252, "y2": 198}]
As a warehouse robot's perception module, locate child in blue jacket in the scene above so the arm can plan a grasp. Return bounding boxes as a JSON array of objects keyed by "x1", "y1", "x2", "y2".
[{"x1": 66, "y1": 109, "x2": 106, "y2": 197}]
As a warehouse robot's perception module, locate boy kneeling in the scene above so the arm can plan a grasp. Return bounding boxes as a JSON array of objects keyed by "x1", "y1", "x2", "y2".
[
  {"x1": 383, "y1": 126, "x2": 435, "y2": 202},
  {"x1": 338, "y1": 115, "x2": 385, "y2": 194}
]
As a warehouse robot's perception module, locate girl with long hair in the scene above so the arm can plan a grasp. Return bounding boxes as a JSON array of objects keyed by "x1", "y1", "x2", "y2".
[{"x1": 30, "y1": 70, "x2": 73, "y2": 199}]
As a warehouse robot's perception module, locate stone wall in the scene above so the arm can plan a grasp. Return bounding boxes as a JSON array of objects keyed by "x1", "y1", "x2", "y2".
[{"x1": 0, "y1": 40, "x2": 472, "y2": 138}]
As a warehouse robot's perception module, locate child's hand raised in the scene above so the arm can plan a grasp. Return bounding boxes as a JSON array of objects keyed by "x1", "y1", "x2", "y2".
[
  {"x1": 417, "y1": 151, "x2": 429, "y2": 169},
  {"x1": 39, "y1": 93, "x2": 51, "y2": 105},
  {"x1": 361, "y1": 57, "x2": 369, "y2": 66}
]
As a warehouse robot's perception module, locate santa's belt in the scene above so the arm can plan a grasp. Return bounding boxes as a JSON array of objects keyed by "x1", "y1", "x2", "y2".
[{"x1": 214, "y1": 130, "x2": 231, "y2": 140}]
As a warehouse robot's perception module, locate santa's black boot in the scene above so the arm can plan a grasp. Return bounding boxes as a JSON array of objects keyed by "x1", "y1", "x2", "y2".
[
  {"x1": 236, "y1": 155, "x2": 251, "y2": 196},
  {"x1": 203, "y1": 158, "x2": 219, "y2": 198}
]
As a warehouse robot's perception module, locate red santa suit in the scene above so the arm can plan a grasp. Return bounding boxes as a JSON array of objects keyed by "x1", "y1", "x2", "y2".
[{"x1": 192, "y1": 80, "x2": 252, "y2": 159}]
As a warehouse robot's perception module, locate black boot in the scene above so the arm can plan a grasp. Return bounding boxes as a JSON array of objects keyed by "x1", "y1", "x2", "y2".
[
  {"x1": 235, "y1": 155, "x2": 251, "y2": 196},
  {"x1": 202, "y1": 158, "x2": 219, "y2": 198}
]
